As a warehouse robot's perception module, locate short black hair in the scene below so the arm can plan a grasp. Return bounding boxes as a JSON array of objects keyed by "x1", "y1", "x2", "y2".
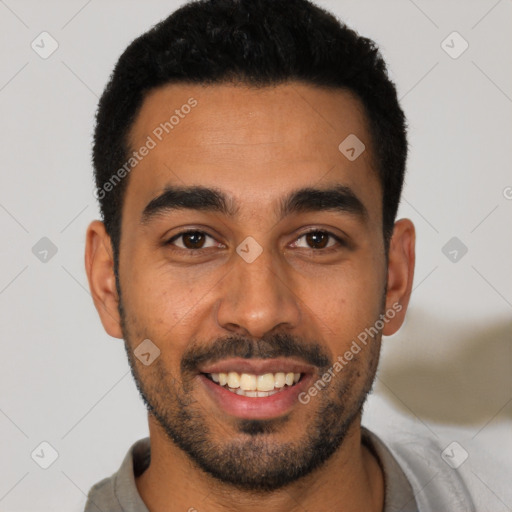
[{"x1": 93, "y1": 0, "x2": 408, "y2": 270}]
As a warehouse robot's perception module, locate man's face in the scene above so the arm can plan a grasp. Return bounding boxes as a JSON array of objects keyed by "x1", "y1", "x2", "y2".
[{"x1": 115, "y1": 83, "x2": 389, "y2": 489}]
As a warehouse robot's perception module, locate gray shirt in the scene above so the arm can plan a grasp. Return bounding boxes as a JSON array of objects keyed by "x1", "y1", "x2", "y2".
[{"x1": 84, "y1": 427, "x2": 428, "y2": 512}]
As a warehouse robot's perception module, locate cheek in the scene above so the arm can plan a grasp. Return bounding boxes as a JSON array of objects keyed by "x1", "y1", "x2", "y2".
[
  {"x1": 122, "y1": 262, "x2": 220, "y2": 347},
  {"x1": 305, "y1": 263, "x2": 384, "y2": 336}
]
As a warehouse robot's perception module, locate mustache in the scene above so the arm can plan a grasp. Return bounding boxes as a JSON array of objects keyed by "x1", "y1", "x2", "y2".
[{"x1": 181, "y1": 332, "x2": 331, "y2": 374}]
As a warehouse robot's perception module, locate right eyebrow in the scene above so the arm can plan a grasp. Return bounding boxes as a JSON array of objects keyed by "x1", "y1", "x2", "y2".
[{"x1": 141, "y1": 185, "x2": 238, "y2": 225}]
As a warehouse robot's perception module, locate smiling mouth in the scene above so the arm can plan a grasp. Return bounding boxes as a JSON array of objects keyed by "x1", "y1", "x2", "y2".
[{"x1": 204, "y1": 371, "x2": 303, "y2": 397}]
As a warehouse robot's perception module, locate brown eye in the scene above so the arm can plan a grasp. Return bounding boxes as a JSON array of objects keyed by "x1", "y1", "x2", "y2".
[
  {"x1": 305, "y1": 231, "x2": 329, "y2": 249},
  {"x1": 291, "y1": 230, "x2": 343, "y2": 250},
  {"x1": 168, "y1": 231, "x2": 218, "y2": 250},
  {"x1": 182, "y1": 232, "x2": 206, "y2": 249}
]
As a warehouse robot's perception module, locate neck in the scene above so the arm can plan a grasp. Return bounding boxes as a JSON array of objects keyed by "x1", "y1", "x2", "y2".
[{"x1": 135, "y1": 414, "x2": 384, "y2": 512}]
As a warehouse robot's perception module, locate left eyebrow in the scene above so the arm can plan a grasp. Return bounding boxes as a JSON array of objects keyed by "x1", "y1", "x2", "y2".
[
  {"x1": 140, "y1": 184, "x2": 368, "y2": 225},
  {"x1": 277, "y1": 184, "x2": 368, "y2": 222}
]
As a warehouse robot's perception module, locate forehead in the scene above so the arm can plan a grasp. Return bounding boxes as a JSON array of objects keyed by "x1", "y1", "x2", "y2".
[{"x1": 124, "y1": 82, "x2": 381, "y2": 225}]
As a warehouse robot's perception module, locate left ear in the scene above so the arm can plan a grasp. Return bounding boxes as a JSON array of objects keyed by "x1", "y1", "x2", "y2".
[{"x1": 382, "y1": 218, "x2": 416, "y2": 336}]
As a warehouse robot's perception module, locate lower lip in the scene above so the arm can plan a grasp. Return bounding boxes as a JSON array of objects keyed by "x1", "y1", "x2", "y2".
[{"x1": 199, "y1": 374, "x2": 312, "y2": 420}]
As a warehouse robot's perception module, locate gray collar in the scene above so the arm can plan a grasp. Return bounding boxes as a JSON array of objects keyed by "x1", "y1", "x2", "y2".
[{"x1": 361, "y1": 426, "x2": 419, "y2": 512}]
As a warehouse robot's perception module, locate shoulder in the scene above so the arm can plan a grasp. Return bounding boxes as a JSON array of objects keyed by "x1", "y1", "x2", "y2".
[
  {"x1": 383, "y1": 431, "x2": 475, "y2": 511},
  {"x1": 84, "y1": 437, "x2": 151, "y2": 512},
  {"x1": 84, "y1": 473, "x2": 121, "y2": 512},
  {"x1": 372, "y1": 426, "x2": 511, "y2": 512}
]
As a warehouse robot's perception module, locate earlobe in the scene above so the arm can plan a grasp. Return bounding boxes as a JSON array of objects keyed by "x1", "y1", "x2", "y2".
[
  {"x1": 84, "y1": 220, "x2": 123, "y2": 339},
  {"x1": 382, "y1": 218, "x2": 416, "y2": 336}
]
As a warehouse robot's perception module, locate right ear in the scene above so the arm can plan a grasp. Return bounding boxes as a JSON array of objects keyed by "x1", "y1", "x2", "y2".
[{"x1": 84, "y1": 220, "x2": 123, "y2": 339}]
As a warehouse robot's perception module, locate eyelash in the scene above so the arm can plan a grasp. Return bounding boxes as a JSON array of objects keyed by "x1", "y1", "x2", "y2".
[
  {"x1": 165, "y1": 228, "x2": 346, "y2": 253},
  {"x1": 290, "y1": 229, "x2": 346, "y2": 251},
  {"x1": 165, "y1": 229, "x2": 225, "y2": 254}
]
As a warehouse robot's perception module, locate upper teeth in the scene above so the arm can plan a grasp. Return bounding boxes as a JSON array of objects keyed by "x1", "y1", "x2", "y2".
[{"x1": 210, "y1": 371, "x2": 300, "y2": 391}]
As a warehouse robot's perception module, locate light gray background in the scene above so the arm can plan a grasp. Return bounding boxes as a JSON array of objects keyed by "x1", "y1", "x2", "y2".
[{"x1": 1, "y1": 1, "x2": 511, "y2": 510}]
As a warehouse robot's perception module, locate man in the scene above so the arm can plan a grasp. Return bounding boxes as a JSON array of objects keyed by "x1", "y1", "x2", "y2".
[{"x1": 83, "y1": 0, "x2": 480, "y2": 510}]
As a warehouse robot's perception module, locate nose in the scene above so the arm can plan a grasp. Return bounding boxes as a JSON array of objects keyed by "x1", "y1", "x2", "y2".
[{"x1": 215, "y1": 246, "x2": 301, "y2": 339}]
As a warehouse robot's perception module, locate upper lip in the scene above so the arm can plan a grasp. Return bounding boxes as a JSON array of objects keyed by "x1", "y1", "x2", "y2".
[{"x1": 198, "y1": 357, "x2": 316, "y2": 375}]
